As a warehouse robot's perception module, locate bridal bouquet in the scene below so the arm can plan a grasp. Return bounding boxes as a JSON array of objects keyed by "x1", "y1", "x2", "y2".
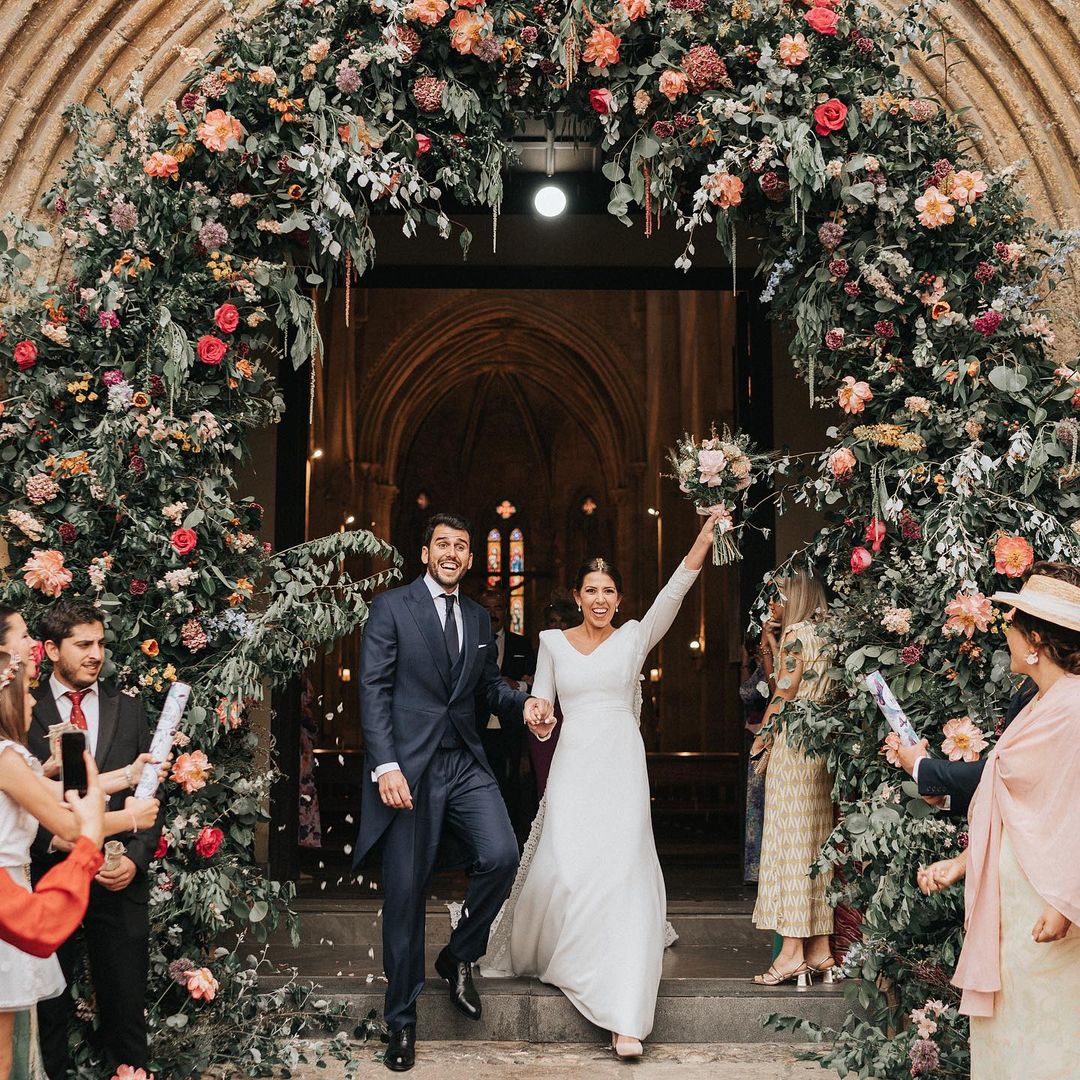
[{"x1": 667, "y1": 426, "x2": 768, "y2": 565}]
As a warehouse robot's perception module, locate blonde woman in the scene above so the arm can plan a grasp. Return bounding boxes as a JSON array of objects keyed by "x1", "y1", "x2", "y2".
[{"x1": 751, "y1": 570, "x2": 836, "y2": 986}]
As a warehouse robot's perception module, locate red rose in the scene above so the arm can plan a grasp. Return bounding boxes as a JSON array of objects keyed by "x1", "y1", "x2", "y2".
[
  {"x1": 589, "y1": 88, "x2": 614, "y2": 115},
  {"x1": 813, "y1": 98, "x2": 848, "y2": 136},
  {"x1": 13, "y1": 340, "x2": 38, "y2": 370},
  {"x1": 194, "y1": 826, "x2": 224, "y2": 859},
  {"x1": 214, "y1": 303, "x2": 240, "y2": 334},
  {"x1": 415, "y1": 134, "x2": 432, "y2": 156},
  {"x1": 864, "y1": 517, "x2": 886, "y2": 552},
  {"x1": 850, "y1": 546, "x2": 872, "y2": 574},
  {"x1": 805, "y1": 6, "x2": 839, "y2": 34},
  {"x1": 171, "y1": 527, "x2": 198, "y2": 555},
  {"x1": 197, "y1": 335, "x2": 228, "y2": 365},
  {"x1": 154, "y1": 833, "x2": 169, "y2": 859}
]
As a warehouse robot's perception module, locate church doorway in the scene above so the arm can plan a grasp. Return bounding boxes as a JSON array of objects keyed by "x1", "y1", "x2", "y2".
[{"x1": 276, "y1": 265, "x2": 791, "y2": 900}]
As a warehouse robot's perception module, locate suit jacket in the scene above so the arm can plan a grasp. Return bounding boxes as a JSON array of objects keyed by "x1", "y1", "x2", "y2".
[
  {"x1": 917, "y1": 679, "x2": 1038, "y2": 816},
  {"x1": 475, "y1": 629, "x2": 536, "y2": 736},
  {"x1": 354, "y1": 575, "x2": 529, "y2": 865},
  {"x1": 28, "y1": 681, "x2": 165, "y2": 903}
]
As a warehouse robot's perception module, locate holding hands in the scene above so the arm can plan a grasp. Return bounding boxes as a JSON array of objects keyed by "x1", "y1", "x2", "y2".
[{"x1": 524, "y1": 697, "x2": 556, "y2": 741}]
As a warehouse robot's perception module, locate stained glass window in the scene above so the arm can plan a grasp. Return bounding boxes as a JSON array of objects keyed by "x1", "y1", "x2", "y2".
[
  {"x1": 486, "y1": 528, "x2": 501, "y2": 588},
  {"x1": 509, "y1": 527, "x2": 525, "y2": 635}
]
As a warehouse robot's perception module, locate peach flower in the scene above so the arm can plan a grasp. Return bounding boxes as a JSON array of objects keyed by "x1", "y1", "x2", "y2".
[
  {"x1": 942, "y1": 590, "x2": 993, "y2": 639},
  {"x1": 777, "y1": 32, "x2": 810, "y2": 66},
  {"x1": 837, "y1": 376, "x2": 872, "y2": 414},
  {"x1": 951, "y1": 169, "x2": 987, "y2": 207},
  {"x1": 405, "y1": 0, "x2": 449, "y2": 24},
  {"x1": 112, "y1": 1068, "x2": 153, "y2": 1080},
  {"x1": 994, "y1": 534, "x2": 1034, "y2": 578},
  {"x1": 620, "y1": 0, "x2": 651, "y2": 19},
  {"x1": 881, "y1": 731, "x2": 902, "y2": 767},
  {"x1": 914, "y1": 186, "x2": 955, "y2": 228},
  {"x1": 196, "y1": 110, "x2": 243, "y2": 153},
  {"x1": 941, "y1": 717, "x2": 988, "y2": 762},
  {"x1": 582, "y1": 27, "x2": 621, "y2": 69},
  {"x1": 171, "y1": 750, "x2": 212, "y2": 794},
  {"x1": 703, "y1": 172, "x2": 744, "y2": 209},
  {"x1": 828, "y1": 446, "x2": 857, "y2": 479},
  {"x1": 658, "y1": 70, "x2": 688, "y2": 102},
  {"x1": 449, "y1": 9, "x2": 493, "y2": 55},
  {"x1": 185, "y1": 967, "x2": 219, "y2": 1001},
  {"x1": 23, "y1": 549, "x2": 73, "y2": 597},
  {"x1": 143, "y1": 152, "x2": 179, "y2": 179}
]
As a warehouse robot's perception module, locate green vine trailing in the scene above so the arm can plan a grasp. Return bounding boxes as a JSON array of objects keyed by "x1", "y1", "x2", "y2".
[{"x1": 1, "y1": 0, "x2": 1078, "y2": 1076}]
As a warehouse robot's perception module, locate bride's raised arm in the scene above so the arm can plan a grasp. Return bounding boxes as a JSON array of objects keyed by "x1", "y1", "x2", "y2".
[{"x1": 639, "y1": 514, "x2": 716, "y2": 654}]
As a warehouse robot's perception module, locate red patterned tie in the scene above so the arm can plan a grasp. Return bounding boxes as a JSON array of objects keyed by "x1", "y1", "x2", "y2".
[{"x1": 66, "y1": 690, "x2": 87, "y2": 731}]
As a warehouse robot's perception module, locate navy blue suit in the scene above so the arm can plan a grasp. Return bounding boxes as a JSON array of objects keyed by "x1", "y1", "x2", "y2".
[{"x1": 355, "y1": 575, "x2": 528, "y2": 1031}]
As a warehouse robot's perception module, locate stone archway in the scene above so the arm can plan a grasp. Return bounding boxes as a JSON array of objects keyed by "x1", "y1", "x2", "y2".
[{"x1": 3, "y1": 1, "x2": 1078, "y2": 252}]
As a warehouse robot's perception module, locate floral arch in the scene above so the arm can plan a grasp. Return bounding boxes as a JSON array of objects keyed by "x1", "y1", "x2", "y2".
[{"x1": 1, "y1": 0, "x2": 1078, "y2": 1076}]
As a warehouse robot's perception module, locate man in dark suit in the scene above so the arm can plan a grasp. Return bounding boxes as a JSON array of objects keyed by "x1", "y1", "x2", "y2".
[
  {"x1": 475, "y1": 588, "x2": 536, "y2": 838},
  {"x1": 353, "y1": 514, "x2": 554, "y2": 1072},
  {"x1": 28, "y1": 599, "x2": 164, "y2": 1080},
  {"x1": 896, "y1": 679, "x2": 1038, "y2": 816}
]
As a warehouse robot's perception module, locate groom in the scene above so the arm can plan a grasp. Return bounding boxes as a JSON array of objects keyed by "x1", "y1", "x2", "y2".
[{"x1": 354, "y1": 513, "x2": 554, "y2": 1072}]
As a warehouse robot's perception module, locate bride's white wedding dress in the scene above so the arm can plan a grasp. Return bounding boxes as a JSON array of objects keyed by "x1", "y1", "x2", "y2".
[{"x1": 480, "y1": 561, "x2": 700, "y2": 1039}]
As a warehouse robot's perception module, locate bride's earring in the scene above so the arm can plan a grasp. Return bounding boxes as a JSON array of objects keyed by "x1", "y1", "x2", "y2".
[{"x1": 1026, "y1": 650, "x2": 1039, "y2": 665}]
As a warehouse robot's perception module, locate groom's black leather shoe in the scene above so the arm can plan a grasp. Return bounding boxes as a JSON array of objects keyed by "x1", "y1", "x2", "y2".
[
  {"x1": 383, "y1": 1024, "x2": 416, "y2": 1071},
  {"x1": 435, "y1": 946, "x2": 482, "y2": 1020}
]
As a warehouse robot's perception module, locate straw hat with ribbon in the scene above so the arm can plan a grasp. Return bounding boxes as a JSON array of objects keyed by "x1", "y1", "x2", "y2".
[{"x1": 990, "y1": 574, "x2": 1080, "y2": 634}]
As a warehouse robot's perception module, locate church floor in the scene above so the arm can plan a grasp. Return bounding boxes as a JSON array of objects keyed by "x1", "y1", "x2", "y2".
[{"x1": 278, "y1": 1041, "x2": 824, "y2": 1078}]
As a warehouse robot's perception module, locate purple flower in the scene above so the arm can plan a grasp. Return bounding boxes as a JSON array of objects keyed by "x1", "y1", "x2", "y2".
[
  {"x1": 169, "y1": 958, "x2": 196, "y2": 984},
  {"x1": 103, "y1": 370, "x2": 124, "y2": 386},
  {"x1": 335, "y1": 65, "x2": 362, "y2": 93},
  {"x1": 520, "y1": 26, "x2": 538, "y2": 44},
  {"x1": 973, "y1": 310, "x2": 1003, "y2": 337},
  {"x1": 909, "y1": 1037, "x2": 940, "y2": 1074},
  {"x1": 818, "y1": 221, "x2": 845, "y2": 251},
  {"x1": 198, "y1": 221, "x2": 229, "y2": 250},
  {"x1": 109, "y1": 199, "x2": 138, "y2": 231}
]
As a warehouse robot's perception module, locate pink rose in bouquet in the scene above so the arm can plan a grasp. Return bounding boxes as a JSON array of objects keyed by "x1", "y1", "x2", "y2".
[
  {"x1": 828, "y1": 447, "x2": 856, "y2": 479},
  {"x1": 185, "y1": 967, "x2": 219, "y2": 1001},
  {"x1": 804, "y1": 6, "x2": 839, "y2": 34},
  {"x1": 850, "y1": 546, "x2": 872, "y2": 573},
  {"x1": 589, "y1": 89, "x2": 615, "y2": 115},
  {"x1": 194, "y1": 826, "x2": 224, "y2": 858},
  {"x1": 13, "y1": 340, "x2": 38, "y2": 370},
  {"x1": 813, "y1": 99, "x2": 848, "y2": 136},
  {"x1": 837, "y1": 376, "x2": 872, "y2": 414},
  {"x1": 214, "y1": 303, "x2": 240, "y2": 333}
]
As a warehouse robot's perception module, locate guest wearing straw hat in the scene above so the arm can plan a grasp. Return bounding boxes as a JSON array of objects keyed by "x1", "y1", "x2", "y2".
[{"x1": 917, "y1": 562, "x2": 1080, "y2": 1078}]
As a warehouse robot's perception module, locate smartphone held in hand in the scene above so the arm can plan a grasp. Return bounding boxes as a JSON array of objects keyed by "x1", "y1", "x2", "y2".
[{"x1": 60, "y1": 730, "x2": 89, "y2": 796}]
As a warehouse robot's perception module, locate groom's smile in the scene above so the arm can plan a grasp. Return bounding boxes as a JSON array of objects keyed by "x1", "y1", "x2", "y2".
[{"x1": 423, "y1": 523, "x2": 473, "y2": 589}]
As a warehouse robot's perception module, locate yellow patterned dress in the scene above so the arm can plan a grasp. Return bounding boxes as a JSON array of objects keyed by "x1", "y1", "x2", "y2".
[{"x1": 752, "y1": 620, "x2": 835, "y2": 939}]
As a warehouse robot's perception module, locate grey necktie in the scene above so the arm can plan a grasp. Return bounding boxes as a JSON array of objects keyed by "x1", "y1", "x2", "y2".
[{"x1": 442, "y1": 594, "x2": 459, "y2": 666}]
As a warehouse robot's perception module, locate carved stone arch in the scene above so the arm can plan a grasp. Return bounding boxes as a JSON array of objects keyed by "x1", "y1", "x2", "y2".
[{"x1": 356, "y1": 293, "x2": 647, "y2": 498}]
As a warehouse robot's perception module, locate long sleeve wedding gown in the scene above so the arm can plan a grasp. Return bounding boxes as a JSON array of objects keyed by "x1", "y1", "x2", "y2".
[{"x1": 481, "y1": 561, "x2": 700, "y2": 1039}]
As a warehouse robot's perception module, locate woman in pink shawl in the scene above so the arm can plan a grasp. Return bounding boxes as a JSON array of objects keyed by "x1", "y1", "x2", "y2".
[{"x1": 917, "y1": 562, "x2": 1080, "y2": 1078}]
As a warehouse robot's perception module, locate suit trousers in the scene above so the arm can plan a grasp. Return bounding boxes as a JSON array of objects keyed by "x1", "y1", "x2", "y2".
[
  {"x1": 37, "y1": 885, "x2": 150, "y2": 1079},
  {"x1": 381, "y1": 747, "x2": 518, "y2": 1032}
]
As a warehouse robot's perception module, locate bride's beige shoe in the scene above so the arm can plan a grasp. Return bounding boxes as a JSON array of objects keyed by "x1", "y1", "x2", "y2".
[{"x1": 611, "y1": 1033, "x2": 643, "y2": 1059}]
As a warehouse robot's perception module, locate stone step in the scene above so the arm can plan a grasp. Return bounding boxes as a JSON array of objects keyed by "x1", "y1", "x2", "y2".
[
  {"x1": 279, "y1": 901, "x2": 762, "y2": 948},
  {"x1": 261, "y1": 966, "x2": 848, "y2": 1043}
]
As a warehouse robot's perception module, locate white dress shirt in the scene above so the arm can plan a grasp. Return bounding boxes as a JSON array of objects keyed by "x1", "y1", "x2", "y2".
[
  {"x1": 51, "y1": 674, "x2": 100, "y2": 757},
  {"x1": 372, "y1": 575, "x2": 463, "y2": 781}
]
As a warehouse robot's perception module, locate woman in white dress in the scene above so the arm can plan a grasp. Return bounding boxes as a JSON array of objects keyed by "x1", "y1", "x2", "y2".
[{"x1": 482, "y1": 513, "x2": 719, "y2": 1058}]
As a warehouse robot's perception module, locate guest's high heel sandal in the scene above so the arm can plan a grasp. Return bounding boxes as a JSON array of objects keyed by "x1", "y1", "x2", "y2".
[
  {"x1": 753, "y1": 962, "x2": 812, "y2": 989},
  {"x1": 806, "y1": 954, "x2": 839, "y2": 983},
  {"x1": 611, "y1": 1033, "x2": 644, "y2": 1059}
]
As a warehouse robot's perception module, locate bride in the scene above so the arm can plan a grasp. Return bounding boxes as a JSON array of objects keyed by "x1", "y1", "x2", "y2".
[{"x1": 480, "y1": 511, "x2": 719, "y2": 1058}]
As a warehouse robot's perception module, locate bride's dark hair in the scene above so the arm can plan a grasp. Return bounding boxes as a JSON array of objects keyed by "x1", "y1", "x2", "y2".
[{"x1": 574, "y1": 557, "x2": 623, "y2": 594}]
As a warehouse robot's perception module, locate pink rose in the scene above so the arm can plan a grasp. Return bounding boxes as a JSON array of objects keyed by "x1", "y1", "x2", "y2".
[
  {"x1": 170, "y1": 527, "x2": 198, "y2": 555},
  {"x1": 658, "y1": 70, "x2": 688, "y2": 103},
  {"x1": 813, "y1": 99, "x2": 848, "y2": 136},
  {"x1": 415, "y1": 133, "x2": 432, "y2": 156},
  {"x1": 837, "y1": 376, "x2": 873, "y2": 414},
  {"x1": 197, "y1": 335, "x2": 228, "y2": 365},
  {"x1": 828, "y1": 447, "x2": 856, "y2": 479},
  {"x1": 184, "y1": 967, "x2": 219, "y2": 1001},
  {"x1": 865, "y1": 517, "x2": 886, "y2": 552},
  {"x1": 589, "y1": 88, "x2": 614, "y2": 115},
  {"x1": 194, "y1": 826, "x2": 224, "y2": 858},
  {"x1": 214, "y1": 303, "x2": 239, "y2": 333},
  {"x1": 804, "y1": 6, "x2": 839, "y2": 34},
  {"x1": 13, "y1": 340, "x2": 38, "y2": 370},
  {"x1": 850, "y1": 546, "x2": 872, "y2": 574}
]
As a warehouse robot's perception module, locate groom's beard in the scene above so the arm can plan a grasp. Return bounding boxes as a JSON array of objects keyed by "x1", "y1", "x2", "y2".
[{"x1": 429, "y1": 561, "x2": 467, "y2": 589}]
